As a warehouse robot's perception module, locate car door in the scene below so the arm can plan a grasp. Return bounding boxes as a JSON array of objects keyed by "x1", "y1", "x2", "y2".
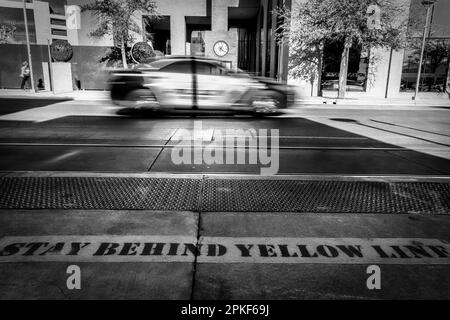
[
  {"x1": 195, "y1": 61, "x2": 250, "y2": 110},
  {"x1": 148, "y1": 60, "x2": 194, "y2": 109}
]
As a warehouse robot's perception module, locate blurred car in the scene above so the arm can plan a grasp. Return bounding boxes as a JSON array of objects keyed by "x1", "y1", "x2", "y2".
[
  {"x1": 108, "y1": 56, "x2": 294, "y2": 115},
  {"x1": 321, "y1": 79, "x2": 365, "y2": 91}
]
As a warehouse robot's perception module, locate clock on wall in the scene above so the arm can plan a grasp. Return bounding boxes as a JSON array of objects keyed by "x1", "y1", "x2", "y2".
[{"x1": 213, "y1": 40, "x2": 229, "y2": 57}]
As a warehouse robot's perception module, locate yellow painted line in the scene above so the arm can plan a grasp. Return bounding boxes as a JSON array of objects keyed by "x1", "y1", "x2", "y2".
[{"x1": 0, "y1": 236, "x2": 449, "y2": 264}]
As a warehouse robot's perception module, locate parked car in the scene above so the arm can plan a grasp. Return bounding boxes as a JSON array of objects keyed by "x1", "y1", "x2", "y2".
[
  {"x1": 108, "y1": 56, "x2": 294, "y2": 115},
  {"x1": 321, "y1": 79, "x2": 365, "y2": 91}
]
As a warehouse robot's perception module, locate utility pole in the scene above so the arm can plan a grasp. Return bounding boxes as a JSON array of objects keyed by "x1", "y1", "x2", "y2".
[
  {"x1": 47, "y1": 39, "x2": 54, "y2": 93},
  {"x1": 413, "y1": 0, "x2": 437, "y2": 101},
  {"x1": 22, "y1": 0, "x2": 35, "y2": 91}
]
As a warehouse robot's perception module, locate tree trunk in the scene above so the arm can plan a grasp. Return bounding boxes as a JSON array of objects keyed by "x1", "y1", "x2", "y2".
[
  {"x1": 120, "y1": 36, "x2": 128, "y2": 69},
  {"x1": 338, "y1": 37, "x2": 352, "y2": 98}
]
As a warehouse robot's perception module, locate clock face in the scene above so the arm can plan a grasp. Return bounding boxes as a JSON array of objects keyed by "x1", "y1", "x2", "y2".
[{"x1": 213, "y1": 41, "x2": 229, "y2": 57}]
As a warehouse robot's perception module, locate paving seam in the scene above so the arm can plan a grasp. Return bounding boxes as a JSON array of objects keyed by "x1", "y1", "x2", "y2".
[
  {"x1": 190, "y1": 175, "x2": 206, "y2": 300},
  {"x1": 147, "y1": 128, "x2": 179, "y2": 172}
]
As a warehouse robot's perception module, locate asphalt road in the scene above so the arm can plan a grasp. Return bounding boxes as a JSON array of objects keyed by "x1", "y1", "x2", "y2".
[{"x1": 0, "y1": 97, "x2": 449, "y2": 174}]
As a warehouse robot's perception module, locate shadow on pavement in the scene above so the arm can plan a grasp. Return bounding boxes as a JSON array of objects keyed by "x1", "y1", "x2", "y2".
[
  {"x1": 0, "y1": 97, "x2": 73, "y2": 116},
  {"x1": 116, "y1": 107, "x2": 285, "y2": 118}
]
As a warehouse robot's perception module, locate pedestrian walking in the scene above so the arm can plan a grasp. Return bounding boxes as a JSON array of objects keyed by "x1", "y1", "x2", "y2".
[{"x1": 20, "y1": 61, "x2": 31, "y2": 89}]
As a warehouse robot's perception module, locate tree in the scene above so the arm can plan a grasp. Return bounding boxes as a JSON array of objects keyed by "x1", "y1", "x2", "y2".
[
  {"x1": 81, "y1": 0, "x2": 158, "y2": 69},
  {"x1": 406, "y1": 15, "x2": 450, "y2": 93},
  {"x1": 277, "y1": 0, "x2": 406, "y2": 98},
  {"x1": 0, "y1": 23, "x2": 16, "y2": 44}
]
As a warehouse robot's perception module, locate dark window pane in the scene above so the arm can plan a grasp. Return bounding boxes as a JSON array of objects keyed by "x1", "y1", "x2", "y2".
[
  {"x1": 196, "y1": 62, "x2": 226, "y2": 75},
  {"x1": 160, "y1": 61, "x2": 192, "y2": 73},
  {"x1": 50, "y1": 18, "x2": 66, "y2": 26},
  {"x1": 51, "y1": 28, "x2": 67, "y2": 36}
]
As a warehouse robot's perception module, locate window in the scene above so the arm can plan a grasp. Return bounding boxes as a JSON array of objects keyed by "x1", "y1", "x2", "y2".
[
  {"x1": 50, "y1": 18, "x2": 66, "y2": 26},
  {"x1": 160, "y1": 61, "x2": 192, "y2": 73},
  {"x1": 195, "y1": 62, "x2": 227, "y2": 76},
  {"x1": 400, "y1": 39, "x2": 450, "y2": 92},
  {"x1": 51, "y1": 28, "x2": 67, "y2": 36}
]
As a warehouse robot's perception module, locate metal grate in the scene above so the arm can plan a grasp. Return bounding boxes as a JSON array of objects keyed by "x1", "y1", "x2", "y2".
[
  {"x1": 0, "y1": 176, "x2": 449, "y2": 214},
  {"x1": 0, "y1": 177, "x2": 201, "y2": 211},
  {"x1": 201, "y1": 179, "x2": 450, "y2": 214}
]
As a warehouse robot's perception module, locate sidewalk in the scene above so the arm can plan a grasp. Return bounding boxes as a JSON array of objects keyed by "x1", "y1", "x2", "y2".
[
  {"x1": 1, "y1": 88, "x2": 450, "y2": 106},
  {"x1": 296, "y1": 95, "x2": 450, "y2": 107},
  {"x1": 0, "y1": 89, "x2": 109, "y2": 101},
  {"x1": 0, "y1": 173, "x2": 449, "y2": 299}
]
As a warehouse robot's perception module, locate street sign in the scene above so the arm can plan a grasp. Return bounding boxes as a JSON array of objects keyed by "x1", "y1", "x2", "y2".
[
  {"x1": 65, "y1": 5, "x2": 81, "y2": 30},
  {"x1": 367, "y1": 4, "x2": 381, "y2": 30}
]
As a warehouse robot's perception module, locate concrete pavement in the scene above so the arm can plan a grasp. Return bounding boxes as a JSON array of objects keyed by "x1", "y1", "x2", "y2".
[
  {"x1": 0, "y1": 210, "x2": 197, "y2": 299},
  {"x1": 0, "y1": 97, "x2": 449, "y2": 299},
  {"x1": 0, "y1": 205, "x2": 449, "y2": 299}
]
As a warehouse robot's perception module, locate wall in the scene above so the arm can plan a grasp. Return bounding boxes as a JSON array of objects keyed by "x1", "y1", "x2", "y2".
[
  {"x1": 0, "y1": 44, "x2": 110, "y2": 90},
  {"x1": 70, "y1": 45, "x2": 111, "y2": 90},
  {"x1": 288, "y1": 0, "x2": 414, "y2": 98},
  {"x1": 0, "y1": 4, "x2": 37, "y2": 44},
  {"x1": 152, "y1": 0, "x2": 206, "y2": 55},
  {"x1": 52, "y1": 62, "x2": 72, "y2": 93},
  {"x1": 33, "y1": 0, "x2": 51, "y2": 44},
  {"x1": 204, "y1": 0, "x2": 239, "y2": 70},
  {"x1": 66, "y1": 0, "x2": 113, "y2": 46},
  {"x1": 0, "y1": 44, "x2": 46, "y2": 89},
  {"x1": 66, "y1": 0, "x2": 249, "y2": 70},
  {"x1": 365, "y1": 0, "x2": 411, "y2": 98}
]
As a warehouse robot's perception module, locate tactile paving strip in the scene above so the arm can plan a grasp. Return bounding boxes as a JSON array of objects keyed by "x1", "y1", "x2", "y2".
[{"x1": 0, "y1": 176, "x2": 448, "y2": 213}]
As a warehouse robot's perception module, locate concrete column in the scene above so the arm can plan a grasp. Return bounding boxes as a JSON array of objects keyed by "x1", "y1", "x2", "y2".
[
  {"x1": 211, "y1": 1, "x2": 226, "y2": 31},
  {"x1": 65, "y1": 5, "x2": 79, "y2": 45},
  {"x1": 255, "y1": 8, "x2": 261, "y2": 75},
  {"x1": 210, "y1": 0, "x2": 239, "y2": 32},
  {"x1": 446, "y1": 63, "x2": 450, "y2": 96},
  {"x1": 269, "y1": 0, "x2": 278, "y2": 78},
  {"x1": 366, "y1": 0, "x2": 411, "y2": 97},
  {"x1": 280, "y1": 0, "x2": 291, "y2": 83},
  {"x1": 386, "y1": 49, "x2": 406, "y2": 97},
  {"x1": 170, "y1": 13, "x2": 186, "y2": 55},
  {"x1": 365, "y1": 47, "x2": 391, "y2": 96},
  {"x1": 261, "y1": 0, "x2": 268, "y2": 76},
  {"x1": 33, "y1": 0, "x2": 51, "y2": 45}
]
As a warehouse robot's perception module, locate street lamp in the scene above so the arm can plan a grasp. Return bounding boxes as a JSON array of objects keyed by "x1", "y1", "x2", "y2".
[
  {"x1": 413, "y1": 0, "x2": 438, "y2": 100},
  {"x1": 22, "y1": 0, "x2": 35, "y2": 92}
]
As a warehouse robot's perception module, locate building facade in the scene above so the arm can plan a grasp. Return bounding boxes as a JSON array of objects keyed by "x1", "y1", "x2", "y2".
[
  {"x1": 0, "y1": 0, "x2": 291, "y2": 90},
  {"x1": 291, "y1": 0, "x2": 450, "y2": 99},
  {"x1": 0, "y1": 0, "x2": 448, "y2": 98}
]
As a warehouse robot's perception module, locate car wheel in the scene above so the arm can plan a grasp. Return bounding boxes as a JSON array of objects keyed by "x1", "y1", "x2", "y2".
[
  {"x1": 125, "y1": 88, "x2": 158, "y2": 109},
  {"x1": 251, "y1": 91, "x2": 280, "y2": 116}
]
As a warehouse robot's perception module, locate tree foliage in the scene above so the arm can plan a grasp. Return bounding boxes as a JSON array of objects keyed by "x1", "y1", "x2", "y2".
[
  {"x1": 0, "y1": 23, "x2": 16, "y2": 44},
  {"x1": 276, "y1": 0, "x2": 407, "y2": 96},
  {"x1": 81, "y1": 0, "x2": 158, "y2": 68}
]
